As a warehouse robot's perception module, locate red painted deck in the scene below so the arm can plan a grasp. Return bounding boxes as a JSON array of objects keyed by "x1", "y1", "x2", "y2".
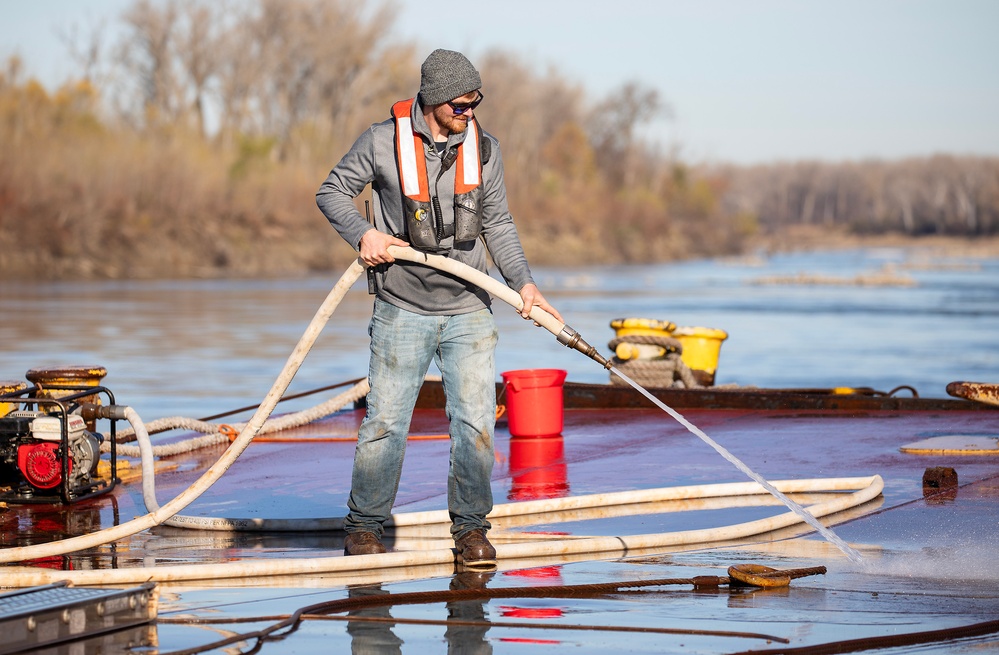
[{"x1": 2, "y1": 386, "x2": 999, "y2": 653}]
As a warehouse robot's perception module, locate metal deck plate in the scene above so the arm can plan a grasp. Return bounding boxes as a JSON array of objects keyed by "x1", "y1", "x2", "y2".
[
  {"x1": 0, "y1": 582, "x2": 157, "y2": 655},
  {"x1": 900, "y1": 434, "x2": 999, "y2": 454}
]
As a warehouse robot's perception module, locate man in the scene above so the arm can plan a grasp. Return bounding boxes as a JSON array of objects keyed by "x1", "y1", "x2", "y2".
[{"x1": 316, "y1": 49, "x2": 562, "y2": 568}]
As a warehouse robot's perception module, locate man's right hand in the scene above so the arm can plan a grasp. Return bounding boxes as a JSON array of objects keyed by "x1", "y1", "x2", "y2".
[{"x1": 359, "y1": 229, "x2": 410, "y2": 267}]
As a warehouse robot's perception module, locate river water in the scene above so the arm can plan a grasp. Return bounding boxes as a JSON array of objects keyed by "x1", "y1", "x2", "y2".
[{"x1": 2, "y1": 247, "x2": 997, "y2": 422}]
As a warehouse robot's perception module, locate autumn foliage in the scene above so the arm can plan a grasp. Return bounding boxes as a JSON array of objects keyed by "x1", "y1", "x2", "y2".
[{"x1": 1, "y1": 0, "x2": 995, "y2": 280}]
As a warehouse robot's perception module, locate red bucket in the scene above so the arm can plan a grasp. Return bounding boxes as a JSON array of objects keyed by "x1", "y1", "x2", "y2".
[{"x1": 501, "y1": 369, "x2": 567, "y2": 438}]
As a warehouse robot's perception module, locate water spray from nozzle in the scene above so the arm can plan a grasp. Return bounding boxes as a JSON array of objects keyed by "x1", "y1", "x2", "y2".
[
  {"x1": 548, "y1": 319, "x2": 862, "y2": 562},
  {"x1": 608, "y1": 364, "x2": 865, "y2": 563},
  {"x1": 556, "y1": 325, "x2": 612, "y2": 369}
]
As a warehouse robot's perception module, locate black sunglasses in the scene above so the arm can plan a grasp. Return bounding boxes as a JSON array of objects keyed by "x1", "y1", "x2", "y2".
[{"x1": 447, "y1": 91, "x2": 484, "y2": 115}]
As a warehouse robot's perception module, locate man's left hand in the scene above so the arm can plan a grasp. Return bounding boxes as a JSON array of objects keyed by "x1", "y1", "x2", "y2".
[{"x1": 518, "y1": 284, "x2": 564, "y2": 324}]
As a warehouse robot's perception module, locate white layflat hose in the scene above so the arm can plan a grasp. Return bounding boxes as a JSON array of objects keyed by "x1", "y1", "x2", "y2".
[
  {"x1": 0, "y1": 475, "x2": 883, "y2": 586},
  {"x1": 0, "y1": 247, "x2": 884, "y2": 580}
]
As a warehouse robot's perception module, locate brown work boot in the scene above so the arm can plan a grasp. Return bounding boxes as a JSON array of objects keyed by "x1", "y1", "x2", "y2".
[
  {"x1": 454, "y1": 529, "x2": 497, "y2": 568},
  {"x1": 344, "y1": 531, "x2": 387, "y2": 556}
]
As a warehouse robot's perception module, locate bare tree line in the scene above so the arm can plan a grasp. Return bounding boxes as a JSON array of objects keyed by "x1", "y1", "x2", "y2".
[
  {"x1": 1, "y1": 0, "x2": 996, "y2": 280},
  {"x1": 107, "y1": 0, "x2": 418, "y2": 159},
  {"x1": 718, "y1": 155, "x2": 999, "y2": 237},
  {"x1": 103, "y1": 0, "x2": 674, "y2": 181}
]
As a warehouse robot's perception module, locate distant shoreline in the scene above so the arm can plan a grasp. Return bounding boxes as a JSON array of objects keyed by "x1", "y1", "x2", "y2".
[
  {"x1": 748, "y1": 226, "x2": 999, "y2": 259},
  {"x1": 4, "y1": 228, "x2": 996, "y2": 284}
]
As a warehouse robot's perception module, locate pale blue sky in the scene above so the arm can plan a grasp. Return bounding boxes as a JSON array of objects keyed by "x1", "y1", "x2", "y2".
[{"x1": 3, "y1": 0, "x2": 997, "y2": 164}]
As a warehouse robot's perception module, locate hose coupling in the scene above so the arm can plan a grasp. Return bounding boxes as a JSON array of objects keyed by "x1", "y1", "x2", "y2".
[
  {"x1": 557, "y1": 326, "x2": 612, "y2": 369},
  {"x1": 79, "y1": 403, "x2": 130, "y2": 422}
]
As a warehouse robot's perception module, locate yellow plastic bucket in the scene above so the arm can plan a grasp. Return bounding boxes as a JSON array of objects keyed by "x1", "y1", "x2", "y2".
[
  {"x1": 672, "y1": 327, "x2": 728, "y2": 385},
  {"x1": 609, "y1": 317, "x2": 676, "y2": 338}
]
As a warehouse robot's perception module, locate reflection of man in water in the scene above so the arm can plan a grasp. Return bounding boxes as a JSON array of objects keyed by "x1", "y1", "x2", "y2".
[
  {"x1": 346, "y1": 584, "x2": 402, "y2": 655},
  {"x1": 345, "y1": 572, "x2": 494, "y2": 654},
  {"x1": 446, "y1": 570, "x2": 495, "y2": 655}
]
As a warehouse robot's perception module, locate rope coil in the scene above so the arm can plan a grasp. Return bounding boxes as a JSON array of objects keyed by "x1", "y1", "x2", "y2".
[
  {"x1": 608, "y1": 333, "x2": 700, "y2": 389},
  {"x1": 102, "y1": 380, "x2": 370, "y2": 457}
]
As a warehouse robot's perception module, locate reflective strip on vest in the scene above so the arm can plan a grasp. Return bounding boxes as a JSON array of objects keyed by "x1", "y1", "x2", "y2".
[
  {"x1": 455, "y1": 119, "x2": 480, "y2": 193},
  {"x1": 397, "y1": 114, "x2": 422, "y2": 198},
  {"x1": 392, "y1": 98, "x2": 481, "y2": 201}
]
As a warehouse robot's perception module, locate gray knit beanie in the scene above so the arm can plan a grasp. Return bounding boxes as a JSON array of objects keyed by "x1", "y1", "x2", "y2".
[{"x1": 419, "y1": 49, "x2": 482, "y2": 106}]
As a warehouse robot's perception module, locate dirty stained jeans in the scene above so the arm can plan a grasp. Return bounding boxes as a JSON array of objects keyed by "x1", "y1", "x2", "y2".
[{"x1": 345, "y1": 298, "x2": 498, "y2": 539}]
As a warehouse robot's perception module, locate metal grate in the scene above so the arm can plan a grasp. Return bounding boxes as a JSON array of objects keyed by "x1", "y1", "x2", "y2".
[{"x1": 0, "y1": 581, "x2": 157, "y2": 655}]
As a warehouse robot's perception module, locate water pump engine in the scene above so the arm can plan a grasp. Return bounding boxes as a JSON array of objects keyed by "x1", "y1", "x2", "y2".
[{"x1": 0, "y1": 410, "x2": 103, "y2": 498}]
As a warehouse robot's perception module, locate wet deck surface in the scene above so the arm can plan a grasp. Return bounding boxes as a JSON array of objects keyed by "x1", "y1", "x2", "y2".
[{"x1": 3, "y1": 400, "x2": 999, "y2": 653}]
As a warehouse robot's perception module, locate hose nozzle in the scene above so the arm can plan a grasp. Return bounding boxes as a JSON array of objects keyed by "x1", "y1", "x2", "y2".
[{"x1": 557, "y1": 326, "x2": 611, "y2": 369}]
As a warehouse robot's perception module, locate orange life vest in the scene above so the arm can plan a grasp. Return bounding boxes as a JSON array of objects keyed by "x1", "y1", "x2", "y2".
[{"x1": 392, "y1": 98, "x2": 484, "y2": 250}]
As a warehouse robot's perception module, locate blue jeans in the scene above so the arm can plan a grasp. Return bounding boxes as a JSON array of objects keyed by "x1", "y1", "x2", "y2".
[{"x1": 345, "y1": 299, "x2": 498, "y2": 539}]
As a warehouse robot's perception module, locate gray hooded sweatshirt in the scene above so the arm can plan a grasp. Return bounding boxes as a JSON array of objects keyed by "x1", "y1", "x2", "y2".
[{"x1": 316, "y1": 98, "x2": 535, "y2": 316}]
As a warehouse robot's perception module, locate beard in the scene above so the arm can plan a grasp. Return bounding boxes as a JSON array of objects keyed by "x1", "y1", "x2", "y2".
[{"x1": 433, "y1": 105, "x2": 469, "y2": 135}]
